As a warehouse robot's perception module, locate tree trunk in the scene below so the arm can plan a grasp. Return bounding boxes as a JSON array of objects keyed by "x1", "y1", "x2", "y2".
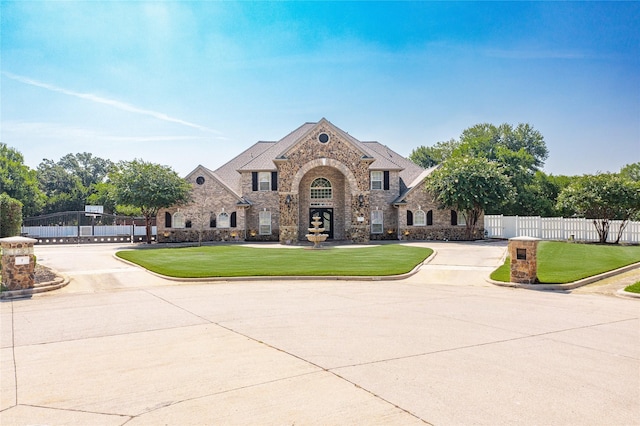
[
  {"x1": 145, "y1": 214, "x2": 153, "y2": 244},
  {"x1": 593, "y1": 219, "x2": 609, "y2": 244}
]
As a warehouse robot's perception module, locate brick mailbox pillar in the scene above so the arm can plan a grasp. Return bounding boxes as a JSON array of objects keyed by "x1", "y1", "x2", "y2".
[
  {"x1": 509, "y1": 236, "x2": 540, "y2": 284},
  {"x1": 1, "y1": 236, "x2": 37, "y2": 291}
]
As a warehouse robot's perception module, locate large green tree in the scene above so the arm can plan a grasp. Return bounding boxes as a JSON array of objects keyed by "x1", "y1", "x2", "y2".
[
  {"x1": 426, "y1": 157, "x2": 514, "y2": 239},
  {"x1": 0, "y1": 143, "x2": 45, "y2": 216},
  {"x1": 556, "y1": 173, "x2": 640, "y2": 243},
  {"x1": 110, "y1": 160, "x2": 191, "y2": 243},
  {"x1": 37, "y1": 153, "x2": 114, "y2": 213},
  {"x1": 409, "y1": 139, "x2": 459, "y2": 168}
]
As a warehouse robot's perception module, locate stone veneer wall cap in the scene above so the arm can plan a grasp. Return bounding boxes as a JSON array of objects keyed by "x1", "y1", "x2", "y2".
[
  {"x1": 0, "y1": 236, "x2": 38, "y2": 244},
  {"x1": 509, "y1": 236, "x2": 541, "y2": 241}
]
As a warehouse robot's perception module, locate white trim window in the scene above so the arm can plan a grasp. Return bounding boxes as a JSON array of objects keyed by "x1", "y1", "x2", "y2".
[
  {"x1": 173, "y1": 212, "x2": 185, "y2": 229},
  {"x1": 371, "y1": 210, "x2": 383, "y2": 234},
  {"x1": 217, "y1": 212, "x2": 230, "y2": 228},
  {"x1": 259, "y1": 210, "x2": 271, "y2": 235},
  {"x1": 258, "y1": 172, "x2": 271, "y2": 191},
  {"x1": 414, "y1": 210, "x2": 426, "y2": 226},
  {"x1": 370, "y1": 171, "x2": 383, "y2": 190}
]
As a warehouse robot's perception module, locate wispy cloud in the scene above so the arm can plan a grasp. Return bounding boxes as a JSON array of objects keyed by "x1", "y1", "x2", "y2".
[{"x1": 2, "y1": 71, "x2": 221, "y2": 134}]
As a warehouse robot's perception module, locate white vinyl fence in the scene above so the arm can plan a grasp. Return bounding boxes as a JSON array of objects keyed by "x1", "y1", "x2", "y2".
[
  {"x1": 21, "y1": 225, "x2": 156, "y2": 243},
  {"x1": 484, "y1": 215, "x2": 640, "y2": 244}
]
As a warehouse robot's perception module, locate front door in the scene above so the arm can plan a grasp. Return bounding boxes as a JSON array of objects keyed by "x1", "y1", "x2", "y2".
[{"x1": 309, "y1": 208, "x2": 333, "y2": 239}]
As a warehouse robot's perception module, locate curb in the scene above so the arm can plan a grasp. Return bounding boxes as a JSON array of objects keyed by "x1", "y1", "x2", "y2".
[
  {"x1": 113, "y1": 249, "x2": 438, "y2": 283},
  {"x1": 616, "y1": 289, "x2": 640, "y2": 299},
  {"x1": 486, "y1": 262, "x2": 640, "y2": 292},
  {"x1": 0, "y1": 273, "x2": 70, "y2": 300}
]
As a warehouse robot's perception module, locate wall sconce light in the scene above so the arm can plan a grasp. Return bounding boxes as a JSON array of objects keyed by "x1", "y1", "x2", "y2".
[
  {"x1": 358, "y1": 194, "x2": 364, "y2": 206},
  {"x1": 285, "y1": 194, "x2": 292, "y2": 205}
]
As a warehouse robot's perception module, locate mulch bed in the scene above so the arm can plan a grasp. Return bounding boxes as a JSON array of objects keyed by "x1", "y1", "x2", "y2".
[{"x1": 35, "y1": 264, "x2": 58, "y2": 284}]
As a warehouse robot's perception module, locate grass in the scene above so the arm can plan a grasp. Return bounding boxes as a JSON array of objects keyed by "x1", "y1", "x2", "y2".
[
  {"x1": 491, "y1": 241, "x2": 640, "y2": 284},
  {"x1": 116, "y1": 245, "x2": 433, "y2": 278},
  {"x1": 624, "y1": 282, "x2": 640, "y2": 293}
]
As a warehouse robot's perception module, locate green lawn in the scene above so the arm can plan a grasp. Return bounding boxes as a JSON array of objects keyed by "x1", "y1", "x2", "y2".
[
  {"x1": 491, "y1": 241, "x2": 640, "y2": 284},
  {"x1": 624, "y1": 282, "x2": 640, "y2": 293},
  {"x1": 116, "y1": 245, "x2": 433, "y2": 278}
]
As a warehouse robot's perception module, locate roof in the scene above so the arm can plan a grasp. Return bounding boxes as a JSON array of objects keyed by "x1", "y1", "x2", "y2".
[
  {"x1": 393, "y1": 165, "x2": 439, "y2": 204},
  {"x1": 202, "y1": 119, "x2": 430, "y2": 197}
]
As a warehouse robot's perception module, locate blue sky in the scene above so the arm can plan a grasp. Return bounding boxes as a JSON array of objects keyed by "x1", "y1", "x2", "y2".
[{"x1": 2, "y1": 1, "x2": 639, "y2": 177}]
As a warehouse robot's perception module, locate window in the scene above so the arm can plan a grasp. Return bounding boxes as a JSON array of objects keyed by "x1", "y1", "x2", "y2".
[
  {"x1": 259, "y1": 210, "x2": 271, "y2": 235},
  {"x1": 217, "y1": 212, "x2": 230, "y2": 228},
  {"x1": 414, "y1": 210, "x2": 426, "y2": 226},
  {"x1": 371, "y1": 171, "x2": 383, "y2": 190},
  {"x1": 173, "y1": 212, "x2": 185, "y2": 229},
  {"x1": 310, "y1": 178, "x2": 332, "y2": 199},
  {"x1": 165, "y1": 212, "x2": 172, "y2": 228},
  {"x1": 259, "y1": 172, "x2": 271, "y2": 191},
  {"x1": 371, "y1": 210, "x2": 383, "y2": 234},
  {"x1": 451, "y1": 210, "x2": 465, "y2": 226}
]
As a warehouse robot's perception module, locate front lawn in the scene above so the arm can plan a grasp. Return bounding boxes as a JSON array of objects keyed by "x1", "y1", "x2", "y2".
[
  {"x1": 491, "y1": 241, "x2": 640, "y2": 284},
  {"x1": 624, "y1": 282, "x2": 640, "y2": 293},
  {"x1": 116, "y1": 245, "x2": 433, "y2": 278}
]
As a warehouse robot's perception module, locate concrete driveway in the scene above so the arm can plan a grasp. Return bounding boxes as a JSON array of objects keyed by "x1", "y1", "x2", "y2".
[{"x1": 1, "y1": 241, "x2": 638, "y2": 425}]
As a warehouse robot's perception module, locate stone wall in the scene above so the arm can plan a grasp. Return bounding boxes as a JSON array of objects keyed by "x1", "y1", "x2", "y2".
[
  {"x1": 1, "y1": 237, "x2": 36, "y2": 291},
  {"x1": 157, "y1": 167, "x2": 246, "y2": 243}
]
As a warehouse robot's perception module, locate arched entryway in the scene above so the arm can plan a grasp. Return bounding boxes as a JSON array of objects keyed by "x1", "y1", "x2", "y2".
[{"x1": 297, "y1": 166, "x2": 350, "y2": 241}]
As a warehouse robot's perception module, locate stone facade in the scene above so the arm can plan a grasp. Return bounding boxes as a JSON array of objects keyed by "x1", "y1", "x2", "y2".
[
  {"x1": 1, "y1": 237, "x2": 37, "y2": 291},
  {"x1": 158, "y1": 119, "x2": 484, "y2": 244},
  {"x1": 509, "y1": 237, "x2": 540, "y2": 284}
]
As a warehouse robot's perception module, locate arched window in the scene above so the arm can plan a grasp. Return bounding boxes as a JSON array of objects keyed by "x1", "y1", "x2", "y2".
[
  {"x1": 217, "y1": 212, "x2": 230, "y2": 228},
  {"x1": 310, "y1": 178, "x2": 332, "y2": 199},
  {"x1": 165, "y1": 212, "x2": 172, "y2": 228},
  {"x1": 414, "y1": 210, "x2": 426, "y2": 226},
  {"x1": 427, "y1": 210, "x2": 433, "y2": 226},
  {"x1": 173, "y1": 212, "x2": 185, "y2": 229}
]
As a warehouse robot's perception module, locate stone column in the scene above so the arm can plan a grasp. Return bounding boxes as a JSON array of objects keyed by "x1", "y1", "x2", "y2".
[
  {"x1": 1, "y1": 236, "x2": 37, "y2": 291},
  {"x1": 509, "y1": 236, "x2": 540, "y2": 284}
]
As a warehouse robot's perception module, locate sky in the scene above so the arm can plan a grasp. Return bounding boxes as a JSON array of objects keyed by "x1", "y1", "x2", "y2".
[{"x1": 1, "y1": 1, "x2": 639, "y2": 177}]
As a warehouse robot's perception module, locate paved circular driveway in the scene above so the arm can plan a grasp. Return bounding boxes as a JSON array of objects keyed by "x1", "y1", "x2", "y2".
[{"x1": 1, "y1": 241, "x2": 638, "y2": 425}]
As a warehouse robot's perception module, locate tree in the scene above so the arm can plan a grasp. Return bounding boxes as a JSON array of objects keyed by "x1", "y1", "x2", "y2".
[
  {"x1": 409, "y1": 139, "x2": 459, "y2": 168},
  {"x1": 0, "y1": 193, "x2": 23, "y2": 237},
  {"x1": 426, "y1": 157, "x2": 514, "y2": 239},
  {"x1": 37, "y1": 153, "x2": 114, "y2": 214},
  {"x1": 0, "y1": 143, "x2": 45, "y2": 216},
  {"x1": 452, "y1": 123, "x2": 548, "y2": 216},
  {"x1": 620, "y1": 162, "x2": 640, "y2": 182},
  {"x1": 110, "y1": 160, "x2": 192, "y2": 243},
  {"x1": 556, "y1": 173, "x2": 640, "y2": 243}
]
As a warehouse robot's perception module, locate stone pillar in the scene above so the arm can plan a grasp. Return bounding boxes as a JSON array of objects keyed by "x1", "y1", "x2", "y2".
[
  {"x1": 1, "y1": 236, "x2": 37, "y2": 291},
  {"x1": 509, "y1": 236, "x2": 540, "y2": 284}
]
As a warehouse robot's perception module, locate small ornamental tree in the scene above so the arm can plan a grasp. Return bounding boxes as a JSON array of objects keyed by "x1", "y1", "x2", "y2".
[
  {"x1": 426, "y1": 157, "x2": 514, "y2": 239},
  {"x1": 556, "y1": 173, "x2": 640, "y2": 244},
  {"x1": 110, "y1": 160, "x2": 192, "y2": 243}
]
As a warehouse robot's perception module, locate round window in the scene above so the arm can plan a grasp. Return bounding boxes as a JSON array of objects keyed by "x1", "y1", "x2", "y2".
[
  {"x1": 318, "y1": 133, "x2": 330, "y2": 144},
  {"x1": 196, "y1": 176, "x2": 205, "y2": 185}
]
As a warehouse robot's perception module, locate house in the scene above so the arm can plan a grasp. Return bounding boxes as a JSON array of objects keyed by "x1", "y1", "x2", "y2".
[{"x1": 157, "y1": 119, "x2": 483, "y2": 244}]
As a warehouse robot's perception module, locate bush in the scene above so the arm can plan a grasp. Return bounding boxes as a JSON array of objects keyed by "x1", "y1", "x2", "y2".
[{"x1": 0, "y1": 193, "x2": 23, "y2": 237}]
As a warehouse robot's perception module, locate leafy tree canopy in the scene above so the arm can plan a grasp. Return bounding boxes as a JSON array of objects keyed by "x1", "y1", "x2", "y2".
[
  {"x1": 110, "y1": 159, "x2": 191, "y2": 242},
  {"x1": 426, "y1": 156, "x2": 514, "y2": 239},
  {"x1": 556, "y1": 173, "x2": 640, "y2": 243},
  {"x1": 0, "y1": 143, "x2": 45, "y2": 216},
  {"x1": 620, "y1": 162, "x2": 640, "y2": 182},
  {"x1": 409, "y1": 139, "x2": 459, "y2": 168}
]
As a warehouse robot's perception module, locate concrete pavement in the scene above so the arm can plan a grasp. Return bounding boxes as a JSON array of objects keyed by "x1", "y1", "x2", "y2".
[{"x1": 1, "y1": 241, "x2": 638, "y2": 425}]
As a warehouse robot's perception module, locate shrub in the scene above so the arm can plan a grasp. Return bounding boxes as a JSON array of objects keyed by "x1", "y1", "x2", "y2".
[{"x1": 0, "y1": 193, "x2": 23, "y2": 237}]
